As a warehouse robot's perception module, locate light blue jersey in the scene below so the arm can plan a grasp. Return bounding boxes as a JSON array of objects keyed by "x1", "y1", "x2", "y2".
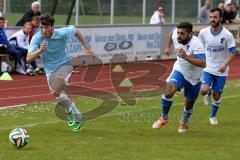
[{"x1": 28, "y1": 26, "x2": 77, "y2": 74}]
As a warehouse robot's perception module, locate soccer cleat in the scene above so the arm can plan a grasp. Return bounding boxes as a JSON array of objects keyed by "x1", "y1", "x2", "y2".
[
  {"x1": 26, "y1": 68, "x2": 36, "y2": 76},
  {"x1": 178, "y1": 121, "x2": 188, "y2": 133},
  {"x1": 204, "y1": 95, "x2": 211, "y2": 106},
  {"x1": 66, "y1": 119, "x2": 75, "y2": 127},
  {"x1": 34, "y1": 68, "x2": 44, "y2": 74},
  {"x1": 210, "y1": 117, "x2": 218, "y2": 125},
  {"x1": 16, "y1": 67, "x2": 26, "y2": 75},
  {"x1": 152, "y1": 117, "x2": 168, "y2": 129},
  {"x1": 73, "y1": 115, "x2": 86, "y2": 132},
  {"x1": 66, "y1": 112, "x2": 75, "y2": 127}
]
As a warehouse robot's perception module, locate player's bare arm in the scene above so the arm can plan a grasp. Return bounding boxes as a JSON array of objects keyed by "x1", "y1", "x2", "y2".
[
  {"x1": 75, "y1": 29, "x2": 95, "y2": 56},
  {"x1": 164, "y1": 32, "x2": 173, "y2": 56},
  {"x1": 27, "y1": 42, "x2": 46, "y2": 63},
  {"x1": 218, "y1": 53, "x2": 236, "y2": 73}
]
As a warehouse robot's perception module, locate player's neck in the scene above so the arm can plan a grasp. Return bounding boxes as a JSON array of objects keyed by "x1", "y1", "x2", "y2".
[{"x1": 211, "y1": 25, "x2": 222, "y2": 33}]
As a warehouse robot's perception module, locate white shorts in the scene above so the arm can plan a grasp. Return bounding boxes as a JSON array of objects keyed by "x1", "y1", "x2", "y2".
[{"x1": 46, "y1": 65, "x2": 73, "y2": 93}]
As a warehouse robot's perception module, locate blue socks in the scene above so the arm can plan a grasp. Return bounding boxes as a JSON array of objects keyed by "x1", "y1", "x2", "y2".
[
  {"x1": 207, "y1": 88, "x2": 212, "y2": 96},
  {"x1": 161, "y1": 95, "x2": 173, "y2": 120},
  {"x1": 211, "y1": 99, "x2": 220, "y2": 118},
  {"x1": 181, "y1": 108, "x2": 193, "y2": 123}
]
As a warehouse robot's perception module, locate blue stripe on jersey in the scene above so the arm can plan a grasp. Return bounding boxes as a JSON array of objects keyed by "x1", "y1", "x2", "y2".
[
  {"x1": 194, "y1": 53, "x2": 206, "y2": 60},
  {"x1": 229, "y1": 46, "x2": 237, "y2": 54}
]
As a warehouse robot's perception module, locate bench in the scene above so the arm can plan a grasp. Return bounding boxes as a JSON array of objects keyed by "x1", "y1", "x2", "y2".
[{"x1": 0, "y1": 54, "x2": 10, "y2": 62}]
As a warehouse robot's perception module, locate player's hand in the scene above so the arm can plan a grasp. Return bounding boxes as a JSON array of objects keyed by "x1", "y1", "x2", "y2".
[
  {"x1": 217, "y1": 64, "x2": 227, "y2": 73},
  {"x1": 85, "y1": 46, "x2": 96, "y2": 57},
  {"x1": 164, "y1": 47, "x2": 171, "y2": 56},
  {"x1": 39, "y1": 42, "x2": 47, "y2": 53},
  {"x1": 176, "y1": 48, "x2": 187, "y2": 59}
]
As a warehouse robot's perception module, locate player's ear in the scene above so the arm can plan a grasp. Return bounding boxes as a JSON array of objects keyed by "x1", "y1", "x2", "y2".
[{"x1": 189, "y1": 32, "x2": 193, "y2": 37}]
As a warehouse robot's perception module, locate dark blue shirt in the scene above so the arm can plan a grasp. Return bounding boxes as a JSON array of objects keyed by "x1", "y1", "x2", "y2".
[{"x1": 0, "y1": 28, "x2": 10, "y2": 47}]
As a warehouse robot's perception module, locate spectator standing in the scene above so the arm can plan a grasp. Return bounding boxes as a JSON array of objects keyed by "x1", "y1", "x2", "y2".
[
  {"x1": 16, "y1": 1, "x2": 41, "y2": 26},
  {"x1": 150, "y1": 5, "x2": 165, "y2": 24},
  {"x1": 198, "y1": 0, "x2": 212, "y2": 24},
  {"x1": 29, "y1": 16, "x2": 40, "y2": 42}
]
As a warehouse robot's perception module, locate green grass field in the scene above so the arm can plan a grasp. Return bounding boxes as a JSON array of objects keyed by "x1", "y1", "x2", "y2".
[
  {"x1": 0, "y1": 80, "x2": 240, "y2": 160},
  {"x1": 5, "y1": 13, "x2": 197, "y2": 25}
]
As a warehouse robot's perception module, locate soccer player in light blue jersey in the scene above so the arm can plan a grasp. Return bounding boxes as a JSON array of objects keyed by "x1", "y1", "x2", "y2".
[
  {"x1": 27, "y1": 13, "x2": 95, "y2": 132},
  {"x1": 198, "y1": 8, "x2": 237, "y2": 125},
  {"x1": 152, "y1": 22, "x2": 206, "y2": 133}
]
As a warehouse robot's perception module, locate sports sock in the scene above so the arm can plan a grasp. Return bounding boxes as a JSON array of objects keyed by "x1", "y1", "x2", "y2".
[
  {"x1": 207, "y1": 88, "x2": 212, "y2": 96},
  {"x1": 56, "y1": 93, "x2": 83, "y2": 121},
  {"x1": 181, "y1": 107, "x2": 193, "y2": 123},
  {"x1": 211, "y1": 99, "x2": 220, "y2": 118},
  {"x1": 70, "y1": 103, "x2": 83, "y2": 122},
  {"x1": 161, "y1": 95, "x2": 173, "y2": 120},
  {"x1": 56, "y1": 93, "x2": 72, "y2": 113}
]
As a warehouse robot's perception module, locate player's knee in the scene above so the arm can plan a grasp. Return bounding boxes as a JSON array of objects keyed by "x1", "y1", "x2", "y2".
[
  {"x1": 200, "y1": 89, "x2": 207, "y2": 96},
  {"x1": 200, "y1": 86, "x2": 209, "y2": 96},
  {"x1": 51, "y1": 90, "x2": 61, "y2": 97},
  {"x1": 163, "y1": 84, "x2": 176, "y2": 98},
  {"x1": 184, "y1": 98, "x2": 195, "y2": 109},
  {"x1": 163, "y1": 92, "x2": 173, "y2": 99},
  {"x1": 213, "y1": 92, "x2": 221, "y2": 101}
]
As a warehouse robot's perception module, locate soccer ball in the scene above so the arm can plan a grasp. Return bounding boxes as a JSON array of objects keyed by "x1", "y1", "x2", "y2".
[{"x1": 9, "y1": 128, "x2": 29, "y2": 148}]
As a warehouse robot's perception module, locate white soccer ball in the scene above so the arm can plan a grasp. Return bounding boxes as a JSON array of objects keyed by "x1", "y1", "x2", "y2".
[{"x1": 9, "y1": 128, "x2": 29, "y2": 148}]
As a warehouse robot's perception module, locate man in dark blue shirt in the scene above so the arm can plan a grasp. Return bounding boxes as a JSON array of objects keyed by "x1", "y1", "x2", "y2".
[
  {"x1": 0, "y1": 17, "x2": 28, "y2": 74},
  {"x1": 16, "y1": 1, "x2": 41, "y2": 26}
]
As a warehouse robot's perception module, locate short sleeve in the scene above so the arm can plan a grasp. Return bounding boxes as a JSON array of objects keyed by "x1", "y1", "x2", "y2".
[
  {"x1": 64, "y1": 25, "x2": 77, "y2": 39},
  {"x1": 226, "y1": 32, "x2": 237, "y2": 53},
  {"x1": 193, "y1": 39, "x2": 206, "y2": 60},
  {"x1": 28, "y1": 34, "x2": 40, "y2": 53}
]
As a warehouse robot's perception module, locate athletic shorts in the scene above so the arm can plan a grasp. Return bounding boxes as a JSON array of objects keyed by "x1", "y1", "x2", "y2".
[
  {"x1": 201, "y1": 71, "x2": 226, "y2": 94},
  {"x1": 168, "y1": 70, "x2": 201, "y2": 102}
]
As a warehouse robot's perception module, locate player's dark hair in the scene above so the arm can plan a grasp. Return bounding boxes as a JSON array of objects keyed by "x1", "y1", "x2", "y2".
[
  {"x1": 177, "y1": 22, "x2": 193, "y2": 33},
  {"x1": 0, "y1": 17, "x2": 5, "y2": 21},
  {"x1": 155, "y1": 5, "x2": 164, "y2": 11},
  {"x1": 210, "y1": 8, "x2": 222, "y2": 18},
  {"x1": 39, "y1": 13, "x2": 55, "y2": 26}
]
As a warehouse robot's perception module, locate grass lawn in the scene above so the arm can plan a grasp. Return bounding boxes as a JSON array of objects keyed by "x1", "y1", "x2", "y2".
[
  {"x1": 0, "y1": 80, "x2": 240, "y2": 160},
  {"x1": 5, "y1": 13, "x2": 197, "y2": 25}
]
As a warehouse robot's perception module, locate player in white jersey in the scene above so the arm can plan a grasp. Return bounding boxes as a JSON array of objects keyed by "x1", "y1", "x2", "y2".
[
  {"x1": 198, "y1": 8, "x2": 237, "y2": 125},
  {"x1": 152, "y1": 22, "x2": 206, "y2": 133}
]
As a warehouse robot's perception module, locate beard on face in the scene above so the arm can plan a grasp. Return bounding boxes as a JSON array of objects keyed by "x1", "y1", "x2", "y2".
[
  {"x1": 177, "y1": 35, "x2": 190, "y2": 45},
  {"x1": 210, "y1": 20, "x2": 220, "y2": 28}
]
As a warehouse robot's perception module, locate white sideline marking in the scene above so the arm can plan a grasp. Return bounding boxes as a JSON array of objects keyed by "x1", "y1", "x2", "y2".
[
  {"x1": 0, "y1": 93, "x2": 51, "y2": 100},
  {"x1": 0, "y1": 104, "x2": 26, "y2": 110}
]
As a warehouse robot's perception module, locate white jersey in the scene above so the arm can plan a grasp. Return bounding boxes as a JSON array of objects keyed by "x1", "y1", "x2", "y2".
[
  {"x1": 172, "y1": 35, "x2": 205, "y2": 85},
  {"x1": 198, "y1": 26, "x2": 236, "y2": 76},
  {"x1": 150, "y1": 11, "x2": 165, "y2": 24},
  {"x1": 9, "y1": 29, "x2": 29, "y2": 49}
]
